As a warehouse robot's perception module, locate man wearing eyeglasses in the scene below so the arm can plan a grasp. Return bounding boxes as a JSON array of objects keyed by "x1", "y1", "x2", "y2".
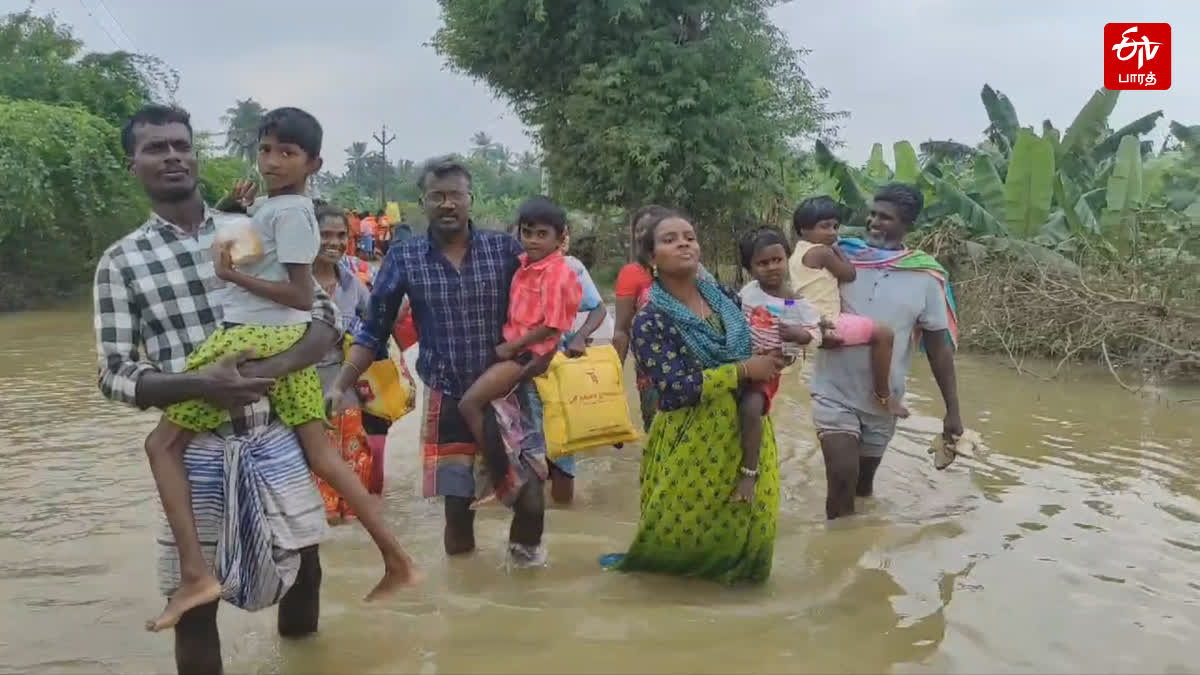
[{"x1": 343, "y1": 156, "x2": 548, "y2": 566}]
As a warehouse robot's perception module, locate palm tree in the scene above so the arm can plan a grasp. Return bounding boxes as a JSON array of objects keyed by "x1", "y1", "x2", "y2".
[
  {"x1": 344, "y1": 142, "x2": 368, "y2": 184},
  {"x1": 492, "y1": 144, "x2": 513, "y2": 173},
  {"x1": 470, "y1": 131, "x2": 494, "y2": 159},
  {"x1": 517, "y1": 151, "x2": 540, "y2": 172},
  {"x1": 221, "y1": 98, "x2": 266, "y2": 161}
]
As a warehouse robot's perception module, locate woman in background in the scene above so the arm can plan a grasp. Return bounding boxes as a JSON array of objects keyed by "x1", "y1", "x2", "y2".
[
  {"x1": 312, "y1": 205, "x2": 391, "y2": 520},
  {"x1": 612, "y1": 205, "x2": 671, "y2": 431}
]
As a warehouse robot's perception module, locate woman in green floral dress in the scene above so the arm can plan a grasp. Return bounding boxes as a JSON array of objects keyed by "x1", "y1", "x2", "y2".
[{"x1": 602, "y1": 211, "x2": 791, "y2": 584}]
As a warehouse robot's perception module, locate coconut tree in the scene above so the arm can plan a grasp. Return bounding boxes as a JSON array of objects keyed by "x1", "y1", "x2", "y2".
[
  {"x1": 344, "y1": 141, "x2": 368, "y2": 184},
  {"x1": 221, "y1": 98, "x2": 266, "y2": 161}
]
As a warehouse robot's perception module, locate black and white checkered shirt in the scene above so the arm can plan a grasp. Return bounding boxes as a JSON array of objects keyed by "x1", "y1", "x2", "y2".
[{"x1": 93, "y1": 208, "x2": 338, "y2": 431}]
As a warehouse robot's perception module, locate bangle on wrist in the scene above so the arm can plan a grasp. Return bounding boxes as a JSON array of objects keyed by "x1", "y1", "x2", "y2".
[
  {"x1": 739, "y1": 466, "x2": 758, "y2": 478},
  {"x1": 737, "y1": 362, "x2": 748, "y2": 380}
]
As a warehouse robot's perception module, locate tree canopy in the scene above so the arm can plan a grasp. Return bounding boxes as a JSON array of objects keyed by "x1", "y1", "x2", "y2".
[
  {"x1": 434, "y1": 0, "x2": 839, "y2": 238},
  {"x1": 0, "y1": 9, "x2": 170, "y2": 310}
]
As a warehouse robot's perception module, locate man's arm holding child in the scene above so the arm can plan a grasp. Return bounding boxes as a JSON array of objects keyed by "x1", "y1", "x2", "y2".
[{"x1": 93, "y1": 251, "x2": 275, "y2": 410}]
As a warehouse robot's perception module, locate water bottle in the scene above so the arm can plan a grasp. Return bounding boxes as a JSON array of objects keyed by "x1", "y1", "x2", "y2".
[
  {"x1": 780, "y1": 299, "x2": 820, "y2": 357},
  {"x1": 780, "y1": 299, "x2": 803, "y2": 357}
]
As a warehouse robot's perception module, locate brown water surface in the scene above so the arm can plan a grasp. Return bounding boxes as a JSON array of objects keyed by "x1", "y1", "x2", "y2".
[{"x1": 1, "y1": 304, "x2": 1198, "y2": 673}]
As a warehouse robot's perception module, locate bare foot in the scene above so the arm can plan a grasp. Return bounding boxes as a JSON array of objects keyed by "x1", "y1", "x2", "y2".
[
  {"x1": 364, "y1": 554, "x2": 421, "y2": 602},
  {"x1": 146, "y1": 576, "x2": 222, "y2": 632}
]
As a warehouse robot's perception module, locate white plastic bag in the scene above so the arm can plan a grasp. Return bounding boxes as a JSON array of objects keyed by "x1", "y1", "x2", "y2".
[{"x1": 213, "y1": 213, "x2": 264, "y2": 266}]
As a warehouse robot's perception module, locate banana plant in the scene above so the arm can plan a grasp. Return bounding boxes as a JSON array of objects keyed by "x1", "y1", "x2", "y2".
[
  {"x1": 981, "y1": 84, "x2": 1019, "y2": 156},
  {"x1": 1004, "y1": 129, "x2": 1056, "y2": 239},
  {"x1": 921, "y1": 169, "x2": 1005, "y2": 236},
  {"x1": 865, "y1": 143, "x2": 890, "y2": 181},
  {"x1": 893, "y1": 141, "x2": 921, "y2": 184},
  {"x1": 1058, "y1": 88, "x2": 1118, "y2": 161},
  {"x1": 813, "y1": 140, "x2": 869, "y2": 207},
  {"x1": 1099, "y1": 135, "x2": 1145, "y2": 257},
  {"x1": 972, "y1": 155, "x2": 1005, "y2": 218}
]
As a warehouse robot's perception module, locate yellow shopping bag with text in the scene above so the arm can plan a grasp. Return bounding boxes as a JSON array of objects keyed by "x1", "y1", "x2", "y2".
[
  {"x1": 533, "y1": 344, "x2": 639, "y2": 459},
  {"x1": 342, "y1": 334, "x2": 415, "y2": 422}
]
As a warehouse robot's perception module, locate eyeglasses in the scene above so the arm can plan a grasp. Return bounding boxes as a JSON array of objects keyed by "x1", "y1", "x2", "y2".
[{"x1": 422, "y1": 190, "x2": 471, "y2": 205}]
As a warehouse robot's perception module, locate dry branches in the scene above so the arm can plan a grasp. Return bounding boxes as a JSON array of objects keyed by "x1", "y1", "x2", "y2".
[{"x1": 921, "y1": 231, "x2": 1200, "y2": 385}]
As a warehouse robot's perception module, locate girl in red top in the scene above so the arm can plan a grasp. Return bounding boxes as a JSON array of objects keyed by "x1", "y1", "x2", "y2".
[
  {"x1": 613, "y1": 206, "x2": 671, "y2": 431},
  {"x1": 459, "y1": 196, "x2": 582, "y2": 508}
]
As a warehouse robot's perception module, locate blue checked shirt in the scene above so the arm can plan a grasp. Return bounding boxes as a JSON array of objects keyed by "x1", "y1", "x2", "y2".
[{"x1": 353, "y1": 224, "x2": 522, "y2": 399}]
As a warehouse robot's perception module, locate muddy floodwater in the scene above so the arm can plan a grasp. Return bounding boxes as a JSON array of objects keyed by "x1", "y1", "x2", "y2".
[{"x1": 1, "y1": 303, "x2": 1198, "y2": 674}]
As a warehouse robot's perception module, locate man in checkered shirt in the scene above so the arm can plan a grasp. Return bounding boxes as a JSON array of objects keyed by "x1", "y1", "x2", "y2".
[{"x1": 93, "y1": 104, "x2": 338, "y2": 674}]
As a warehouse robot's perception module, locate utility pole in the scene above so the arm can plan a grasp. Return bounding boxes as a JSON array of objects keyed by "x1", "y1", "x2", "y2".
[{"x1": 372, "y1": 123, "x2": 396, "y2": 209}]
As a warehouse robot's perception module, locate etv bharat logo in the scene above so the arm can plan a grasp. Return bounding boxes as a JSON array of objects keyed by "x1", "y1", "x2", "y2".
[{"x1": 1104, "y1": 23, "x2": 1171, "y2": 90}]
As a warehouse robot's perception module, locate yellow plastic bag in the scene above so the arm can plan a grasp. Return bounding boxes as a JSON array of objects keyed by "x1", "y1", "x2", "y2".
[
  {"x1": 385, "y1": 201, "x2": 402, "y2": 223},
  {"x1": 533, "y1": 345, "x2": 639, "y2": 459},
  {"x1": 342, "y1": 334, "x2": 415, "y2": 422}
]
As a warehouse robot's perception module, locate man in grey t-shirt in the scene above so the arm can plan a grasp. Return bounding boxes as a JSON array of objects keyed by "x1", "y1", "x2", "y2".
[{"x1": 809, "y1": 183, "x2": 962, "y2": 519}]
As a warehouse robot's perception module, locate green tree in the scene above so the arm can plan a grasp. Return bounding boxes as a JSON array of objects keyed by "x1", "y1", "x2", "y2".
[
  {"x1": 197, "y1": 155, "x2": 255, "y2": 205},
  {"x1": 434, "y1": 0, "x2": 838, "y2": 258},
  {"x1": 0, "y1": 10, "x2": 177, "y2": 127},
  {"x1": 0, "y1": 98, "x2": 146, "y2": 309},
  {"x1": 221, "y1": 98, "x2": 266, "y2": 161},
  {"x1": 0, "y1": 9, "x2": 178, "y2": 310},
  {"x1": 344, "y1": 141, "x2": 368, "y2": 182}
]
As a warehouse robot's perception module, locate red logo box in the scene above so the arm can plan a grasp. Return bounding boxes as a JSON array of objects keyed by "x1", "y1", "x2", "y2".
[{"x1": 1105, "y1": 23, "x2": 1171, "y2": 90}]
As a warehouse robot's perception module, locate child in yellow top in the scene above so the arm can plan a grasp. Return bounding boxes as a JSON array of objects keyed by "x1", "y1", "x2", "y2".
[{"x1": 788, "y1": 196, "x2": 908, "y2": 417}]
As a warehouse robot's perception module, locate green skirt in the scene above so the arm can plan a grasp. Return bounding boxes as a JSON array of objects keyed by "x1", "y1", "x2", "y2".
[{"x1": 610, "y1": 366, "x2": 778, "y2": 584}]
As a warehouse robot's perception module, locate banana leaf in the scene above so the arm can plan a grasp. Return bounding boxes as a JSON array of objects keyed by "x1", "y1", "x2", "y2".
[
  {"x1": 1053, "y1": 173, "x2": 1100, "y2": 235},
  {"x1": 1043, "y1": 120, "x2": 1061, "y2": 157},
  {"x1": 1003, "y1": 129, "x2": 1056, "y2": 239},
  {"x1": 919, "y1": 140, "x2": 978, "y2": 162},
  {"x1": 866, "y1": 143, "x2": 891, "y2": 181},
  {"x1": 1034, "y1": 211, "x2": 1072, "y2": 248},
  {"x1": 972, "y1": 155, "x2": 1006, "y2": 219},
  {"x1": 893, "y1": 141, "x2": 920, "y2": 184},
  {"x1": 1059, "y1": 88, "x2": 1119, "y2": 161},
  {"x1": 922, "y1": 170, "x2": 1005, "y2": 236},
  {"x1": 981, "y1": 84, "x2": 1019, "y2": 152},
  {"x1": 1169, "y1": 121, "x2": 1200, "y2": 152},
  {"x1": 1100, "y1": 135, "x2": 1144, "y2": 255},
  {"x1": 1093, "y1": 111, "x2": 1163, "y2": 161},
  {"x1": 1104, "y1": 135, "x2": 1145, "y2": 212},
  {"x1": 814, "y1": 140, "x2": 869, "y2": 213}
]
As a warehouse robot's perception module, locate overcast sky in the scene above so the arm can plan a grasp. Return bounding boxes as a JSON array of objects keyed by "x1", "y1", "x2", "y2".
[{"x1": 18, "y1": 0, "x2": 1199, "y2": 172}]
